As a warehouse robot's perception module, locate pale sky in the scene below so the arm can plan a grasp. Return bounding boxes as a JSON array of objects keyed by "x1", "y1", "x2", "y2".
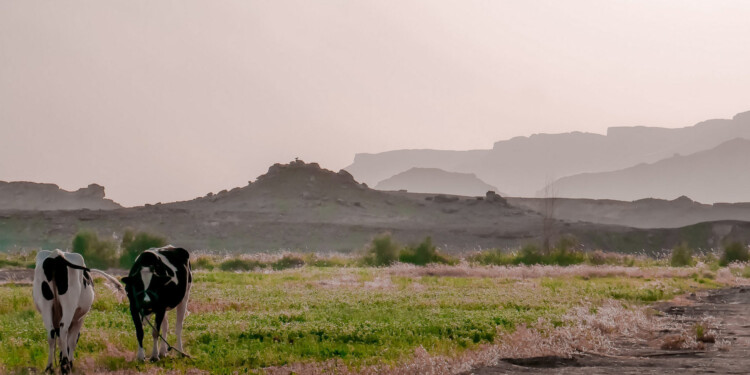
[{"x1": 1, "y1": 1, "x2": 749, "y2": 206}]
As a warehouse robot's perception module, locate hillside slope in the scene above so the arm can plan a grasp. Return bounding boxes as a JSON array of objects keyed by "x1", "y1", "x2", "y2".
[
  {"x1": 375, "y1": 167, "x2": 500, "y2": 196},
  {"x1": 509, "y1": 196, "x2": 750, "y2": 229},
  {"x1": 547, "y1": 138, "x2": 750, "y2": 203},
  {"x1": 3, "y1": 160, "x2": 750, "y2": 253}
]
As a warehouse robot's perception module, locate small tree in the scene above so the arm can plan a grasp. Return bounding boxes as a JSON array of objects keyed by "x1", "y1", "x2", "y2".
[
  {"x1": 670, "y1": 242, "x2": 694, "y2": 267},
  {"x1": 72, "y1": 230, "x2": 118, "y2": 269},
  {"x1": 364, "y1": 233, "x2": 399, "y2": 266},
  {"x1": 720, "y1": 241, "x2": 749, "y2": 266},
  {"x1": 119, "y1": 229, "x2": 167, "y2": 269}
]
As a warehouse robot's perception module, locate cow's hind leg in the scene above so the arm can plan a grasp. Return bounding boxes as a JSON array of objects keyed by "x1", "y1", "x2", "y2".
[
  {"x1": 40, "y1": 306, "x2": 57, "y2": 373},
  {"x1": 66, "y1": 317, "x2": 84, "y2": 370},
  {"x1": 58, "y1": 315, "x2": 75, "y2": 375}
]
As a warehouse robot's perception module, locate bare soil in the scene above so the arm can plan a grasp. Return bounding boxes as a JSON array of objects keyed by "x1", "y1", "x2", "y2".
[{"x1": 469, "y1": 286, "x2": 750, "y2": 374}]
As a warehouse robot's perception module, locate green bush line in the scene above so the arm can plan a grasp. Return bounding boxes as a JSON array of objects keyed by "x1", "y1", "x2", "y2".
[{"x1": 0, "y1": 233, "x2": 747, "y2": 271}]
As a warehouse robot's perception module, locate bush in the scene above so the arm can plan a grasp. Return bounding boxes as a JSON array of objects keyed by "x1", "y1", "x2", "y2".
[
  {"x1": 192, "y1": 256, "x2": 216, "y2": 271},
  {"x1": 469, "y1": 241, "x2": 586, "y2": 267},
  {"x1": 468, "y1": 249, "x2": 515, "y2": 266},
  {"x1": 219, "y1": 258, "x2": 265, "y2": 271},
  {"x1": 516, "y1": 244, "x2": 545, "y2": 265},
  {"x1": 720, "y1": 242, "x2": 749, "y2": 266},
  {"x1": 670, "y1": 242, "x2": 694, "y2": 267},
  {"x1": 303, "y1": 253, "x2": 351, "y2": 267},
  {"x1": 547, "y1": 236, "x2": 586, "y2": 266},
  {"x1": 272, "y1": 255, "x2": 306, "y2": 270},
  {"x1": 72, "y1": 230, "x2": 118, "y2": 269},
  {"x1": 549, "y1": 248, "x2": 587, "y2": 266},
  {"x1": 119, "y1": 230, "x2": 167, "y2": 269},
  {"x1": 364, "y1": 233, "x2": 400, "y2": 266},
  {"x1": 399, "y1": 237, "x2": 455, "y2": 266}
]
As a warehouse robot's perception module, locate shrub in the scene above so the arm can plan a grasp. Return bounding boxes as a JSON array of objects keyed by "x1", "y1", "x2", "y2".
[
  {"x1": 119, "y1": 230, "x2": 167, "y2": 269},
  {"x1": 192, "y1": 256, "x2": 216, "y2": 271},
  {"x1": 670, "y1": 242, "x2": 694, "y2": 267},
  {"x1": 547, "y1": 236, "x2": 586, "y2": 266},
  {"x1": 219, "y1": 258, "x2": 265, "y2": 271},
  {"x1": 587, "y1": 250, "x2": 608, "y2": 265},
  {"x1": 72, "y1": 230, "x2": 118, "y2": 269},
  {"x1": 272, "y1": 255, "x2": 306, "y2": 270},
  {"x1": 399, "y1": 237, "x2": 455, "y2": 266},
  {"x1": 516, "y1": 244, "x2": 544, "y2": 265},
  {"x1": 363, "y1": 233, "x2": 400, "y2": 266},
  {"x1": 468, "y1": 249, "x2": 515, "y2": 266},
  {"x1": 549, "y1": 248, "x2": 587, "y2": 266},
  {"x1": 303, "y1": 253, "x2": 351, "y2": 267},
  {"x1": 720, "y1": 242, "x2": 749, "y2": 266}
]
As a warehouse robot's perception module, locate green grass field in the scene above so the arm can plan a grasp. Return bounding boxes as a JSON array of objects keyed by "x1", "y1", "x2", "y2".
[{"x1": 0, "y1": 265, "x2": 729, "y2": 374}]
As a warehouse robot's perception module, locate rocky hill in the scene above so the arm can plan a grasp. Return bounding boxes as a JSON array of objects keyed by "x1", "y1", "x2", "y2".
[
  {"x1": 374, "y1": 167, "x2": 500, "y2": 196},
  {"x1": 345, "y1": 110, "x2": 750, "y2": 201},
  {"x1": 546, "y1": 138, "x2": 750, "y2": 203},
  {"x1": 3, "y1": 160, "x2": 750, "y2": 253},
  {"x1": 0, "y1": 181, "x2": 121, "y2": 210}
]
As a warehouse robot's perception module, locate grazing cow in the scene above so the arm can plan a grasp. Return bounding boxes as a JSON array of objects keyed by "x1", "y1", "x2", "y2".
[
  {"x1": 32, "y1": 249, "x2": 122, "y2": 374},
  {"x1": 121, "y1": 246, "x2": 192, "y2": 361}
]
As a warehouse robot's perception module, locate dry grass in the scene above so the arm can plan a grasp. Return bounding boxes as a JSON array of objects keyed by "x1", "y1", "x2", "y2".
[{"x1": 388, "y1": 262, "x2": 706, "y2": 280}]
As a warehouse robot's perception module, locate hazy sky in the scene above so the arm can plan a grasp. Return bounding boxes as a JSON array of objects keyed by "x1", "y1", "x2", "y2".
[{"x1": 2, "y1": 1, "x2": 750, "y2": 206}]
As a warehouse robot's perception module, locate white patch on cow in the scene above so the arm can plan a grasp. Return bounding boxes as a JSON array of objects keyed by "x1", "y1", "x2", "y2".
[
  {"x1": 140, "y1": 268, "x2": 153, "y2": 292},
  {"x1": 144, "y1": 249, "x2": 179, "y2": 286}
]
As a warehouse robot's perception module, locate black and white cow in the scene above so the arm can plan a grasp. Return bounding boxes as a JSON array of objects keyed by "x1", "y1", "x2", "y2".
[
  {"x1": 121, "y1": 246, "x2": 192, "y2": 361},
  {"x1": 33, "y1": 249, "x2": 122, "y2": 374}
]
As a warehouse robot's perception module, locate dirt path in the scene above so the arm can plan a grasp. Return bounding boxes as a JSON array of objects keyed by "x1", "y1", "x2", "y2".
[{"x1": 470, "y1": 286, "x2": 750, "y2": 374}]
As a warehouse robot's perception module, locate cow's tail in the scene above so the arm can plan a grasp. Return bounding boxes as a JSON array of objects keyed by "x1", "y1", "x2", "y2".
[{"x1": 90, "y1": 269, "x2": 126, "y2": 297}]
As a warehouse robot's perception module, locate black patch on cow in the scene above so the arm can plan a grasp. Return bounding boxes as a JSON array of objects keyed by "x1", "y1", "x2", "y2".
[
  {"x1": 54, "y1": 257, "x2": 69, "y2": 295},
  {"x1": 42, "y1": 255, "x2": 70, "y2": 295},
  {"x1": 50, "y1": 329, "x2": 56, "y2": 339},
  {"x1": 42, "y1": 257, "x2": 56, "y2": 282},
  {"x1": 60, "y1": 322, "x2": 64, "y2": 328},
  {"x1": 41, "y1": 281, "x2": 54, "y2": 300}
]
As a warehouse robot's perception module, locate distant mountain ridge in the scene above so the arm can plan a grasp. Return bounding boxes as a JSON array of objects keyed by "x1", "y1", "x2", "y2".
[
  {"x1": 375, "y1": 167, "x2": 499, "y2": 196},
  {"x1": 4, "y1": 160, "x2": 750, "y2": 252},
  {"x1": 0, "y1": 181, "x2": 121, "y2": 210},
  {"x1": 345, "y1": 110, "x2": 750, "y2": 202},
  {"x1": 546, "y1": 138, "x2": 750, "y2": 203}
]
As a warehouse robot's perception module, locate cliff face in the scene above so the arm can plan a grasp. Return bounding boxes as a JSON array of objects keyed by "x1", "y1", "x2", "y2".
[
  {"x1": 345, "y1": 110, "x2": 750, "y2": 201},
  {"x1": 0, "y1": 181, "x2": 121, "y2": 210}
]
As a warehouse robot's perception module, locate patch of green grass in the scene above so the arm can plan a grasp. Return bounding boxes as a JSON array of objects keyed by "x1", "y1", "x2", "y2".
[{"x1": 0, "y1": 267, "x2": 728, "y2": 373}]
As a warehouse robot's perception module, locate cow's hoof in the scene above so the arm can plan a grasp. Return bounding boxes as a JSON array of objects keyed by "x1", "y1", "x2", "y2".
[
  {"x1": 60, "y1": 357, "x2": 71, "y2": 375},
  {"x1": 44, "y1": 364, "x2": 54, "y2": 374},
  {"x1": 149, "y1": 356, "x2": 159, "y2": 363},
  {"x1": 136, "y1": 348, "x2": 146, "y2": 361}
]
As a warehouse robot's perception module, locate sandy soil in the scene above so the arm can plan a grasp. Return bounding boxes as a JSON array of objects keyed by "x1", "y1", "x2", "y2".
[{"x1": 469, "y1": 286, "x2": 750, "y2": 374}]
